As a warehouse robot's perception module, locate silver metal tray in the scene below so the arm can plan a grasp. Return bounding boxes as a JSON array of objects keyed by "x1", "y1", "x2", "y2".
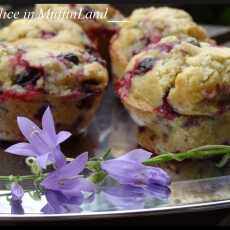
[{"x1": 0, "y1": 85, "x2": 230, "y2": 221}]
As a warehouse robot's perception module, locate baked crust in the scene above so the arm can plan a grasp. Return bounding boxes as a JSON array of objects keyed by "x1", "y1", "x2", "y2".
[
  {"x1": 0, "y1": 18, "x2": 94, "y2": 49},
  {"x1": 35, "y1": 4, "x2": 124, "y2": 63},
  {"x1": 117, "y1": 36, "x2": 230, "y2": 153},
  {"x1": 0, "y1": 40, "x2": 108, "y2": 140},
  {"x1": 110, "y1": 7, "x2": 211, "y2": 80}
]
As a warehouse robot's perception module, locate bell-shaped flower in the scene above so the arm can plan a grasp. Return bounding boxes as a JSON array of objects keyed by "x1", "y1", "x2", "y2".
[
  {"x1": 11, "y1": 182, "x2": 24, "y2": 201},
  {"x1": 10, "y1": 182, "x2": 24, "y2": 214},
  {"x1": 102, "y1": 184, "x2": 145, "y2": 210},
  {"x1": 101, "y1": 149, "x2": 171, "y2": 199},
  {"x1": 41, "y1": 190, "x2": 83, "y2": 214},
  {"x1": 41, "y1": 152, "x2": 96, "y2": 214},
  {"x1": 5, "y1": 107, "x2": 71, "y2": 169}
]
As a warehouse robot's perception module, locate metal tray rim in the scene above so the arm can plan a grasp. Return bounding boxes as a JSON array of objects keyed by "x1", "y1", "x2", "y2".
[{"x1": 0, "y1": 199, "x2": 230, "y2": 221}]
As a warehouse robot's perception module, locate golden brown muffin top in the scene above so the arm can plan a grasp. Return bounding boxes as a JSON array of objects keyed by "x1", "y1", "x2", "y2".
[
  {"x1": 0, "y1": 39, "x2": 108, "y2": 96},
  {"x1": 117, "y1": 36, "x2": 230, "y2": 116},
  {"x1": 110, "y1": 7, "x2": 211, "y2": 79},
  {"x1": 0, "y1": 18, "x2": 94, "y2": 49}
]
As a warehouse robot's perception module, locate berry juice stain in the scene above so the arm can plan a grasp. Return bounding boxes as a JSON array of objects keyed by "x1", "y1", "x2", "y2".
[
  {"x1": 116, "y1": 57, "x2": 156, "y2": 99},
  {"x1": 154, "y1": 97, "x2": 179, "y2": 120}
]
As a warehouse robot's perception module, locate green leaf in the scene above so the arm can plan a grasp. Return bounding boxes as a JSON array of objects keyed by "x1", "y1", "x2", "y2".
[{"x1": 143, "y1": 145, "x2": 230, "y2": 166}]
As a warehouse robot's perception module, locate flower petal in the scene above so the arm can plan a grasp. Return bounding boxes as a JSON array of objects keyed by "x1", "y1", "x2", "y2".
[
  {"x1": 5, "y1": 143, "x2": 36, "y2": 156},
  {"x1": 103, "y1": 185, "x2": 145, "y2": 210},
  {"x1": 60, "y1": 178, "x2": 96, "y2": 198},
  {"x1": 145, "y1": 166, "x2": 171, "y2": 186},
  {"x1": 17, "y1": 117, "x2": 41, "y2": 142},
  {"x1": 56, "y1": 131, "x2": 72, "y2": 145},
  {"x1": 37, "y1": 153, "x2": 49, "y2": 169},
  {"x1": 101, "y1": 160, "x2": 146, "y2": 186},
  {"x1": 55, "y1": 152, "x2": 88, "y2": 177},
  {"x1": 117, "y1": 149, "x2": 152, "y2": 163},
  {"x1": 41, "y1": 191, "x2": 82, "y2": 214},
  {"x1": 11, "y1": 200, "x2": 24, "y2": 215},
  {"x1": 144, "y1": 183, "x2": 171, "y2": 199},
  {"x1": 42, "y1": 191, "x2": 67, "y2": 214},
  {"x1": 42, "y1": 107, "x2": 56, "y2": 142},
  {"x1": 53, "y1": 146, "x2": 66, "y2": 169},
  {"x1": 41, "y1": 203, "x2": 55, "y2": 214},
  {"x1": 39, "y1": 130, "x2": 57, "y2": 149},
  {"x1": 41, "y1": 152, "x2": 88, "y2": 189},
  {"x1": 29, "y1": 130, "x2": 51, "y2": 156},
  {"x1": 11, "y1": 183, "x2": 24, "y2": 201},
  {"x1": 103, "y1": 184, "x2": 144, "y2": 198}
]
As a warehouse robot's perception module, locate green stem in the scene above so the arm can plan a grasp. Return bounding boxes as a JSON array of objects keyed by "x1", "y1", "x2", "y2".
[
  {"x1": 0, "y1": 173, "x2": 47, "y2": 182},
  {"x1": 143, "y1": 145, "x2": 230, "y2": 166}
]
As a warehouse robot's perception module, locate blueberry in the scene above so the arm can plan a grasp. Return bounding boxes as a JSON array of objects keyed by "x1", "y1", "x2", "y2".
[
  {"x1": 15, "y1": 67, "x2": 42, "y2": 86},
  {"x1": 62, "y1": 54, "x2": 79, "y2": 65},
  {"x1": 134, "y1": 58, "x2": 156, "y2": 75},
  {"x1": 81, "y1": 80, "x2": 100, "y2": 94}
]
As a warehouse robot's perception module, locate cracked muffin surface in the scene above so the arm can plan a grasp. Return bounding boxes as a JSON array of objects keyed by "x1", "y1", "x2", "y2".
[
  {"x1": 110, "y1": 7, "x2": 211, "y2": 80},
  {"x1": 117, "y1": 36, "x2": 230, "y2": 153},
  {"x1": 35, "y1": 4, "x2": 124, "y2": 62},
  {"x1": 0, "y1": 18, "x2": 94, "y2": 49},
  {"x1": 0, "y1": 39, "x2": 108, "y2": 141},
  {"x1": 1, "y1": 39, "x2": 107, "y2": 95}
]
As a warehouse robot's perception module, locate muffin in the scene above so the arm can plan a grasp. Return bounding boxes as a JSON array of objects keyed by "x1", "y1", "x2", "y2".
[
  {"x1": 35, "y1": 4, "x2": 124, "y2": 59},
  {"x1": 0, "y1": 18, "x2": 95, "y2": 50},
  {"x1": 0, "y1": 39, "x2": 108, "y2": 141},
  {"x1": 110, "y1": 7, "x2": 211, "y2": 80},
  {"x1": 116, "y1": 36, "x2": 230, "y2": 153}
]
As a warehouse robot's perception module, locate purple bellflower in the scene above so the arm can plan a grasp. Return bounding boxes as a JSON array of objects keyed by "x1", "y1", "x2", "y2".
[
  {"x1": 101, "y1": 149, "x2": 171, "y2": 199},
  {"x1": 41, "y1": 190, "x2": 83, "y2": 214},
  {"x1": 11, "y1": 182, "x2": 24, "y2": 201},
  {"x1": 5, "y1": 107, "x2": 71, "y2": 169},
  {"x1": 11, "y1": 199, "x2": 24, "y2": 215},
  {"x1": 102, "y1": 184, "x2": 145, "y2": 210},
  {"x1": 41, "y1": 152, "x2": 96, "y2": 214},
  {"x1": 10, "y1": 182, "x2": 24, "y2": 214}
]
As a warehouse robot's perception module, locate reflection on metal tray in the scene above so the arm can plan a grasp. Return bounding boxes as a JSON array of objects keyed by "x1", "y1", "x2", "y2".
[{"x1": 0, "y1": 85, "x2": 230, "y2": 219}]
